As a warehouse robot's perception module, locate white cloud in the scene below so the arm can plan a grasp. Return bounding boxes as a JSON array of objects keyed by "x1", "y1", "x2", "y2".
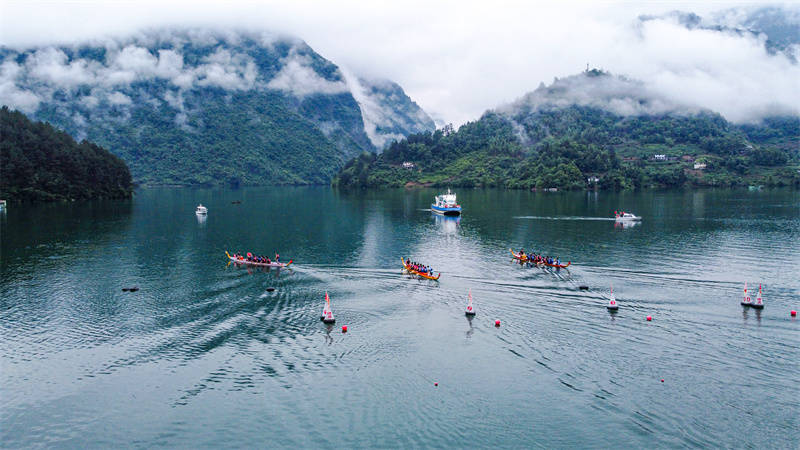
[
  {"x1": 0, "y1": 60, "x2": 42, "y2": 112},
  {"x1": 0, "y1": 1, "x2": 797, "y2": 126},
  {"x1": 26, "y1": 47, "x2": 96, "y2": 88},
  {"x1": 107, "y1": 91, "x2": 132, "y2": 105},
  {"x1": 267, "y1": 52, "x2": 348, "y2": 97}
]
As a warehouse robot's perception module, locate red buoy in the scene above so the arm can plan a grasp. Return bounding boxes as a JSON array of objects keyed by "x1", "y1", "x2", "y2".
[
  {"x1": 646, "y1": 315, "x2": 652, "y2": 321},
  {"x1": 495, "y1": 320, "x2": 501, "y2": 327},
  {"x1": 791, "y1": 310, "x2": 797, "y2": 317},
  {"x1": 341, "y1": 325, "x2": 347, "y2": 333},
  {"x1": 661, "y1": 379, "x2": 664, "y2": 382},
  {"x1": 434, "y1": 382, "x2": 438, "y2": 386}
]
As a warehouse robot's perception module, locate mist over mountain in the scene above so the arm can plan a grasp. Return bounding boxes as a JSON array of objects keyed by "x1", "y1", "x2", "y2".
[
  {"x1": 336, "y1": 69, "x2": 799, "y2": 190},
  {"x1": 640, "y1": 5, "x2": 800, "y2": 61},
  {"x1": 0, "y1": 29, "x2": 434, "y2": 185}
]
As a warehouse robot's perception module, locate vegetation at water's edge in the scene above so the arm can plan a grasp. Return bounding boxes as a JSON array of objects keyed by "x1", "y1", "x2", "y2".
[
  {"x1": 333, "y1": 106, "x2": 800, "y2": 190},
  {"x1": 0, "y1": 107, "x2": 133, "y2": 202}
]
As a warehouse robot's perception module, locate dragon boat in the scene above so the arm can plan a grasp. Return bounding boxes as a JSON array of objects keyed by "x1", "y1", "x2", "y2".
[
  {"x1": 226, "y1": 251, "x2": 292, "y2": 268},
  {"x1": 401, "y1": 258, "x2": 441, "y2": 280}
]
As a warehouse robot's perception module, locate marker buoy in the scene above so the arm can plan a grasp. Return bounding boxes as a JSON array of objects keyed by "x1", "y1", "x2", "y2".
[
  {"x1": 495, "y1": 320, "x2": 501, "y2": 327},
  {"x1": 646, "y1": 315, "x2": 652, "y2": 321},
  {"x1": 607, "y1": 286, "x2": 619, "y2": 311},
  {"x1": 791, "y1": 310, "x2": 797, "y2": 317},
  {"x1": 121, "y1": 288, "x2": 129, "y2": 292},
  {"x1": 465, "y1": 289, "x2": 476, "y2": 316},
  {"x1": 341, "y1": 325, "x2": 347, "y2": 333},
  {"x1": 661, "y1": 379, "x2": 664, "y2": 382},
  {"x1": 129, "y1": 287, "x2": 139, "y2": 292},
  {"x1": 434, "y1": 382, "x2": 438, "y2": 386},
  {"x1": 741, "y1": 282, "x2": 752, "y2": 307},
  {"x1": 322, "y1": 291, "x2": 335, "y2": 324},
  {"x1": 751, "y1": 284, "x2": 764, "y2": 309},
  {"x1": 266, "y1": 287, "x2": 276, "y2": 292},
  {"x1": 579, "y1": 285, "x2": 589, "y2": 290}
]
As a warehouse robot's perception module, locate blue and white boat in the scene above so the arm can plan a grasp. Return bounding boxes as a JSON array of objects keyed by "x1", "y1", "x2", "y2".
[{"x1": 431, "y1": 189, "x2": 461, "y2": 216}]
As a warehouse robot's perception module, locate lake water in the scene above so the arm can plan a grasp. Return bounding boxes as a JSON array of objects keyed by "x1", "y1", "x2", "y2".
[{"x1": 1, "y1": 187, "x2": 798, "y2": 448}]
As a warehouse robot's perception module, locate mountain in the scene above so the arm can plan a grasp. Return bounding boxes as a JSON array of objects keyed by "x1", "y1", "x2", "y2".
[
  {"x1": 640, "y1": 6, "x2": 800, "y2": 61},
  {"x1": 0, "y1": 29, "x2": 435, "y2": 186},
  {"x1": 334, "y1": 70, "x2": 799, "y2": 190},
  {"x1": 0, "y1": 106, "x2": 133, "y2": 202}
]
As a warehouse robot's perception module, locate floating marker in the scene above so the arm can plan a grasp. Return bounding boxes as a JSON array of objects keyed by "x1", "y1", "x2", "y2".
[
  {"x1": 607, "y1": 286, "x2": 619, "y2": 311},
  {"x1": 495, "y1": 320, "x2": 501, "y2": 327},
  {"x1": 121, "y1": 288, "x2": 129, "y2": 292},
  {"x1": 128, "y1": 287, "x2": 139, "y2": 292},
  {"x1": 752, "y1": 284, "x2": 764, "y2": 309},
  {"x1": 741, "y1": 282, "x2": 752, "y2": 307},
  {"x1": 661, "y1": 379, "x2": 664, "y2": 382},
  {"x1": 579, "y1": 285, "x2": 589, "y2": 290},
  {"x1": 434, "y1": 382, "x2": 438, "y2": 387},
  {"x1": 322, "y1": 291, "x2": 335, "y2": 323},
  {"x1": 266, "y1": 287, "x2": 276, "y2": 292},
  {"x1": 465, "y1": 289, "x2": 476, "y2": 316},
  {"x1": 791, "y1": 310, "x2": 797, "y2": 317},
  {"x1": 646, "y1": 315, "x2": 652, "y2": 321},
  {"x1": 341, "y1": 325, "x2": 347, "y2": 333}
]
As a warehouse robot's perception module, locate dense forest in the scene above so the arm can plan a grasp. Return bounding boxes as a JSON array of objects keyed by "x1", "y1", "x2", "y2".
[
  {"x1": 0, "y1": 107, "x2": 133, "y2": 202},
  {"x1": 1, "y1": 31, "x2": 434, "y2": 186},
  {"x1": 334, "y1": 96, "x2": 799, "y2": 191}
]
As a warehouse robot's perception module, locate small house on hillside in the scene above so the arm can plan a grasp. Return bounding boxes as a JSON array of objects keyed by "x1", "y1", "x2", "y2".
[
  {"x1": 653, "y1": 154, "x2": 666, "y2": 161},
  {"x1": 402, "y1": 162, "x2": 416, "y2": 169},
  {"x1": 693, "y1": 163, "x2": 707, "y2": 170}
]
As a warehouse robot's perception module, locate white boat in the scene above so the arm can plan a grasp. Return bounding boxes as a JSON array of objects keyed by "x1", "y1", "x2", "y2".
[
  {"x1": 614, "y1": 211, "x2": 641, "y2": 221},
  {"x1": 196, "y1": 204, "x2": 208, "y2": 215},
  {"x1": 431, "y1": 189, "x2": 461, "y2": 216}
]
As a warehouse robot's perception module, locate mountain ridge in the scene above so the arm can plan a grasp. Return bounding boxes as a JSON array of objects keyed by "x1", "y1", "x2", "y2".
[
  {"x1": 0, "y1": 28, "x2": 435, "y2": 186},
  {"x1": 334, "y1": 70, "x2": 799, "y2": 190}
]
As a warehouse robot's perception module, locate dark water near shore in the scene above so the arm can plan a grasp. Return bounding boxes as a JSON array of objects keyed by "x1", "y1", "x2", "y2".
[{"x1": 1, "y1": 187, "x2": 799, "y2": 448}]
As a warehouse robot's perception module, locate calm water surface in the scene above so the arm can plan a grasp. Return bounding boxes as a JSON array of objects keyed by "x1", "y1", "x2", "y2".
[{"x1": 1, "y1": 187, "x2": 799, "y2": 448}]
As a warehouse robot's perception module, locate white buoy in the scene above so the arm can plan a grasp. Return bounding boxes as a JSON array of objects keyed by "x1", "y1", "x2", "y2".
[
  {"x1": 322, "y1": 291, "x2": 335, "y2": 323},
  {"x1": 465, "y1": 289, "x2": 476, "y2": 316},
  {"x1": 607, "y1": 286, "x2": 619, "y2": 310},
  {"x1": 752, "y1": 284, "x2": 764, "y2": 309},
  {"x1": 741, "y1": 282, "x2": 752, "y2": 306}
]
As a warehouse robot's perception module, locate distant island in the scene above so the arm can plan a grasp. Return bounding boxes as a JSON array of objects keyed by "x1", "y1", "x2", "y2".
[
  {"x1": 334, "y1": 71, "x2": 800, "y2": 190},
  {"x1": 0, "y1": 107, "x2": 133, "y2": 202}
]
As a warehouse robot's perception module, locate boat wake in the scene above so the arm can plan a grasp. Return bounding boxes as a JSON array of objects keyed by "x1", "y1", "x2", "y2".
[{"x1": 513, "y1": 216, "x2": 616, "y2": 221}]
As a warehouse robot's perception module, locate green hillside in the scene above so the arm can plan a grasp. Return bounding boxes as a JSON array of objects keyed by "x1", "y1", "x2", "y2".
[
  {"x1": 0, "y1": 30, "x2": 435, "y2": 186},
  {"x1": 0, "y1": 107, "x2": 133, "y2": 202},
  {"x1": 334, "y1": 72, "x2": 799, "y2": 190}
]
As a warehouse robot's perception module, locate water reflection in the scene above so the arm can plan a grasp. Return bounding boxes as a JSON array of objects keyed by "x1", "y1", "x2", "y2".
[
  {"x1": 614, "y1": 220, "x2": 640, "y2": 229},
  {"x1": 196, "y1": 213, "x2": 207, "y2": 225},
  {"x1": 432, "y1": 213, "x2": 460, "y2": 233}
]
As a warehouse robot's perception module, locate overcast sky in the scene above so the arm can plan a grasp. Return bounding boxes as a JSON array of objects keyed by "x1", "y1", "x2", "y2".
[{"x1": 1, "y1": 0, "x2": 798, "y2": 125}]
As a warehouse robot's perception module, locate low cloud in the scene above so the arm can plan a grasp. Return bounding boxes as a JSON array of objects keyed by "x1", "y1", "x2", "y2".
[{"x1": 267, "y1": 51, "x2": 348, "y2": 97}]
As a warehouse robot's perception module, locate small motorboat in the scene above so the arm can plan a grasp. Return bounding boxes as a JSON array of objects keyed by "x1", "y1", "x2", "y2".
[
  {"x1": 614, "y1": 211, "x2": 641, "y2": 221},
  {"x1": 196, "y1": 204, "x2": 208, "y2": 215},
  {"x1": 431, "y1": 189, "x2": 461, "y2": 216}
]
